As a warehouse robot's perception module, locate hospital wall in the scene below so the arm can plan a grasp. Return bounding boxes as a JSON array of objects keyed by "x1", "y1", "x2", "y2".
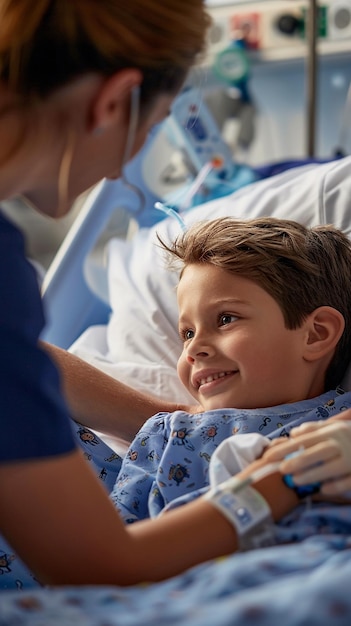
[{"x1": 202, "y1": 0, "x2": 351, "y2": 163}]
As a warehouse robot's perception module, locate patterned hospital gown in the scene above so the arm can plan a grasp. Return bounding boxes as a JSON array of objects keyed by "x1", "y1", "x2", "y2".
[
  {"x1": 111, "y1": 388, "x2": 351, "y2": 522},
  {"x1": 1, "y1": 388, "x2": 351, "y2": 594}
]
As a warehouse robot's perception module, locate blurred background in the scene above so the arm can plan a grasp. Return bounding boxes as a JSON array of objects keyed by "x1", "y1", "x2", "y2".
[{"x1": 4, "y1": 0, "x2": 351, "y2": 272}]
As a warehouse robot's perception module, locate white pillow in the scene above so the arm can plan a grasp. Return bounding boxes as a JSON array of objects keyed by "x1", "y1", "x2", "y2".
[{"x1": 104, "y1": 156, "x2": 351, "y2": 401}]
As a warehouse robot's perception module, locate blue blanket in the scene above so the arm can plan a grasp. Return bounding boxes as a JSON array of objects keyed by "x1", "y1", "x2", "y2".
[
  {"x1": 0, "y1": 534, "x2": 351, "y2": 625},
  {"x1": 1, "y1": 501, "x2": 351, "y2": 624}
]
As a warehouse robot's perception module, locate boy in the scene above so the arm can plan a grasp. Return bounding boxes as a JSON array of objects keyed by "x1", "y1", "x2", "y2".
[{"x1": 111, "y1": 217, "x2": 351, "y2": 521}]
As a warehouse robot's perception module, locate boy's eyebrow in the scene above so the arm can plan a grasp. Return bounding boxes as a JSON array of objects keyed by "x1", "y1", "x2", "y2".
[
  {"x1": 207, "y1": 298, "x2": 252, "y2": 307},
  {"x1": 178, "y1": 298, "x2": 252, "y2": 316}
]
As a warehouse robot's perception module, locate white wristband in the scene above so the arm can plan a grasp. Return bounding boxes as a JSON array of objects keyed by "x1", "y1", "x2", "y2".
[{"x1": 205, "y1": 474, "x2": 275, "y2": 551}]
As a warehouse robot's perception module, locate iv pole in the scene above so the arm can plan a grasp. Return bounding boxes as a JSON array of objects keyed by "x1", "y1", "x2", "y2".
[{"x1": 306, "y1": 0, "x2": 318, "y2": 157}]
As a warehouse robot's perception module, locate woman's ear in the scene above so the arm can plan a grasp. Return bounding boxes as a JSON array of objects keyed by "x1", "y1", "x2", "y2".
[
  {"x1": 89, "y1": 69, "x2": 142, "y2": 133},
  {"x1": 303, "y1": 306, "x2": 345, "y2": 362}
]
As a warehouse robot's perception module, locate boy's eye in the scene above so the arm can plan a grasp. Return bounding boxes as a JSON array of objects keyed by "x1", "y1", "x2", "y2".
[
  {"x1": 182, "y1": 329, "x2": 194, "y2": 341},
  {"x1": 219, "y1": 314, "x2": 237, "y2": 326}
]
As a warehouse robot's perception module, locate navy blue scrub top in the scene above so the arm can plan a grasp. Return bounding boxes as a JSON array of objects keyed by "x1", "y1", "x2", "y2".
[{"x1": 0, "y1": 210, "x2": 76, "y2": 463}]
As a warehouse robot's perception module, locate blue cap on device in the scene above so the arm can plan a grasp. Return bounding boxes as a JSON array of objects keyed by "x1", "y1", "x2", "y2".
[{"x1": 283, "y1": 450, "x2": 321, "y2": 498}]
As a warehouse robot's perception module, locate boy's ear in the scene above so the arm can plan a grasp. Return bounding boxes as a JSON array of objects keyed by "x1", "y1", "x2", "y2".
[
  {"x1": 89, "y1": 69, "x2": 142, "y2": 132},
  {"x1": 303, "y1": 306, "x2": 345, "y2": 362}
]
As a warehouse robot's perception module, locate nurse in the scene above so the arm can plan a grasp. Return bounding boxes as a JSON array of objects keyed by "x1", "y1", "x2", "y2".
[{"x1": 0, "y1": 0, "x2": 300, "y2": 588}]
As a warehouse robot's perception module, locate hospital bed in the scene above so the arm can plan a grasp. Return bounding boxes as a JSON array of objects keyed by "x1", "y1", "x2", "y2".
[
  {"x1": 32, "y1": 74, "x2": 351, "y2": 621},
  {"x1": 9, "y1": 1, "x2": 351, "y2": 620},
  {"x1": 12, "y1": 152, "x2": 351, "y2": 625}
]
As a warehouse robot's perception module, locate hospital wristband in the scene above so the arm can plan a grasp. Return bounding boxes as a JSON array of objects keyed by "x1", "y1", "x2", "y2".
[{"x1": 205, "y1": 476, "x2": 275, "y2": 551}]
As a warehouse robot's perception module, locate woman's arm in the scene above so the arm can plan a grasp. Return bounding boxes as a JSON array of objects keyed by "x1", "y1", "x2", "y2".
[
  {"x1": 0, "y1": 449, "x2": 297, "y2": 587},
  {"x1": 42, "y1": 342, "x2": 197, "y2": 442}
]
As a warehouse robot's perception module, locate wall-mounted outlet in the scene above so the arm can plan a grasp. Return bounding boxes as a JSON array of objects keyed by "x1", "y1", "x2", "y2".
[
  {"x1": 260, "y1": 5, "x2": 305, "y2": 51},
  {"x1": 207, "y1": 17, "x2": 231, "y2": 54},
  {"x1": 328, "y1": 0, "x2": 351, "y2": 39}
]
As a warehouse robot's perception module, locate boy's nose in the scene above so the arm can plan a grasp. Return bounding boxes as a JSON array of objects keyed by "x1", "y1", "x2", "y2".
[
  {"x1": 186, "y1": 349, "x2": 209, "y2": 364},
  {"x1": 185, "y1": 333, "x2": 215, "y2": 363}
]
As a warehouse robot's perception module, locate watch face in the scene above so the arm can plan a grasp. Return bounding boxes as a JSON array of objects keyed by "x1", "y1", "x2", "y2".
[{"x1": 214, "y1": 47, "x2": 248, "y2": 84}]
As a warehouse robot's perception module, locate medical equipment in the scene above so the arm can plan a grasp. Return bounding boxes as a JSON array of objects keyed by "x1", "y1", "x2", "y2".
[
  {"x1": 162, "y1": 87, "x2": 258, "y2": 210},
  {"x1": 41, "y1": 88, "x2": 259, "y2": 349},
  {"x1": 41, "y1": 0, "x2": 351, "y2": 349},
  {"x1": 203, "y1": 0, "x2": 351, "y2": 162},
  {"x1": 283, "y1": 449, "x2": 322, "y2": 497}
]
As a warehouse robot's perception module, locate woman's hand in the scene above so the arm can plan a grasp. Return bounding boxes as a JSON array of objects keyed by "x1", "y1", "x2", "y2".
[
  {"x1": 263, "y1": 413, "x2": 351, "y2": 497},
  {"x1": 175, "y1": 403, "x2": 203, "y2": 414}
]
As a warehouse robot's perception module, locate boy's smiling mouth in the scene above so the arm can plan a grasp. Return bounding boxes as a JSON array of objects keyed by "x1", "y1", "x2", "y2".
[{"x1": 193, "y1": 370, "x2": 237, "y2": 391}]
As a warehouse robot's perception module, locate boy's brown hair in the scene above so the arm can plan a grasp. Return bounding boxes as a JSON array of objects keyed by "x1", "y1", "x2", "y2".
[{"x1": 160, "y1": 216, "x2": 351, "y2": 391}]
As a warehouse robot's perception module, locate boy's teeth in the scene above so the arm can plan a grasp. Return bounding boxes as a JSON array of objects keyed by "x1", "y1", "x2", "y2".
[{"x1": 199, "y1": 372, "x2": 229, "y2": 386}]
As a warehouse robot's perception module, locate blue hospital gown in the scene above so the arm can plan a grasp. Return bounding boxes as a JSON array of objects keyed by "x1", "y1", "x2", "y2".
[
  {"x1": 2, "y1": 388, "x2": 351, "y2": 592},
  {"x1": 111, "y1": 388, "x2": 351, "y2": 522}
]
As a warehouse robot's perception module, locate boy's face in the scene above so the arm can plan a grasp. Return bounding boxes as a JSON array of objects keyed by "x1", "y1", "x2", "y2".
[{"x1": 177, "y1": 263, "x2": 312, "y2": 411}]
